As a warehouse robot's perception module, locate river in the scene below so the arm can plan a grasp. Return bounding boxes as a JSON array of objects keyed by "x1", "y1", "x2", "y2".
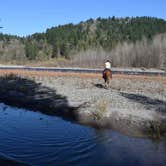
[{"x1": 0, "y1": 103, "x2": 165, "y2": 166}]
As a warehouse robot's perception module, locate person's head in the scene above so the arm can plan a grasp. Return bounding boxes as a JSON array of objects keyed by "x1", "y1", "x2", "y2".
[{"x1": 106, "y1": 60, "x2": 111, "y2": 63}]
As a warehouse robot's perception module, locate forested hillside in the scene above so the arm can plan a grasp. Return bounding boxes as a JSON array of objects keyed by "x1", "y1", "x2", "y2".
[{"x1": 0, "y1": 16, "x2": 166, "y2": 68}]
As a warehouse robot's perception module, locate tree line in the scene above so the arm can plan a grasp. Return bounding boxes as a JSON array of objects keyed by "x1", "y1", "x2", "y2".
[{"x1": 0, "y1": 16, "x2": 166, "y2": 68}]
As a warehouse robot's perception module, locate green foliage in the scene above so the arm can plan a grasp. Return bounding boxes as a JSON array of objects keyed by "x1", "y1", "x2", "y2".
[
  {"x1": 44, "y1": 16, "x2": 166, "y2": 54},
  {"x1": 24, "y1": 41, "x2": 38, "y2": 60},
  {"x1": 0, "y1": 33, "x2": 19, "y2": 41},
  {"x1": 1, "y1": 16, "x2": 166, "y2": 62}
]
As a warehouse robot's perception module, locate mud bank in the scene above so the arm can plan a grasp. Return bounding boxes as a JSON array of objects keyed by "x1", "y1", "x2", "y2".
[{"x1": 0, "y1": 74, "x2": 166, "y2": 139}]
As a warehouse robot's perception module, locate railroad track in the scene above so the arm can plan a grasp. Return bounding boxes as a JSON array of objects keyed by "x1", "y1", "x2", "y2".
[{"x1": 0, "y1": 65, "x2": 165, "y2": 76}]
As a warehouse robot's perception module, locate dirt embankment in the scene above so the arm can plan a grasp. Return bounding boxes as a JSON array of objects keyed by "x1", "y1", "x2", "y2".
[{"x1": 0, "y1": 71, "x2": 166, "y2": 139}]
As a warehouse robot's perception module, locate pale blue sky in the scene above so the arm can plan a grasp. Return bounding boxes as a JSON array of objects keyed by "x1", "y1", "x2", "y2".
[{"x1": 0, "y1": 0, "x2": 165, "y2": 36}]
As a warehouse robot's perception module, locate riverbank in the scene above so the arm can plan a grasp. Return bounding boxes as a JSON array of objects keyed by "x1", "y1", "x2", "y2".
[
  {"x1": 0, "y1": 65, "x2": 166, "y2": 77},
  {"x1": 0, "y1": 73, "x2": 166, "y2": 139}
]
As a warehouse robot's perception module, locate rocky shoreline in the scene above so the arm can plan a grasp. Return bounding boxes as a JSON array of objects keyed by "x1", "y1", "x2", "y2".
[{"x1": 0, "y1": 73, "x2": 166, "y2": 139}]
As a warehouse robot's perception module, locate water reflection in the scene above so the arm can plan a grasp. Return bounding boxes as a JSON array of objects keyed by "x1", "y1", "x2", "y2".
[{"x1": 0, "y1": 103, "x2": 166, "y2": 166}]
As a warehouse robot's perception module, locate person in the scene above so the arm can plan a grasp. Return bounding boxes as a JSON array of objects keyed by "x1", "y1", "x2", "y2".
[
  {"x1": 104, "y1": 60, "x2": 111, "y2": 71},
  {"x1": 103, "y1": 60, "x2": 112, "y2": 78}
]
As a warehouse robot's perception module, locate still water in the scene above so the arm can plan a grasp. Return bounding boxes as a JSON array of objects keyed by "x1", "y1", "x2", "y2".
[{"x1": 0, "y1": 103, "x2": 165, "y2": 166}]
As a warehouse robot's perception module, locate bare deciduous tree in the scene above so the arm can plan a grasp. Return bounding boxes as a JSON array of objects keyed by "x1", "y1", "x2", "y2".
[{"x1": 71, "y1": 33, "x2": 166, "y2": 69}]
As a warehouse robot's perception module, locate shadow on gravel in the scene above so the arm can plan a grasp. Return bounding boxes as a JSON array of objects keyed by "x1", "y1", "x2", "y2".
[
  {"x1": 120, "y1": 92, "x2": 166, "y2": 112},
  {"x1": 94, "y1": 83, "x2": 105, "y2": 89},
  {"x1": 0, "y1": 74, "x2": 79, "y2": 121}
]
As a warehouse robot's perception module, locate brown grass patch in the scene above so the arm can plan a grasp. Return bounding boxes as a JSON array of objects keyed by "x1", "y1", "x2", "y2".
[{"x1": 0, "y1": 69, "x2": 165, "y2": 82}]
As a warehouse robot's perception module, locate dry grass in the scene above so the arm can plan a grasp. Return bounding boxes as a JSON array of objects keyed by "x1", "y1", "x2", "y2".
[
  {"x1": 25, "y1": 57, "x2": 70, "y2": 67},
  {"x1": 0, "y1": 69, "x2": 101, "y2": 79},
  {"x1": 0, "y1": 69, "x2": 165, "y2": 81},
  {"x1": 92, "y1": 100, "x2": 108, "y2": 120}
]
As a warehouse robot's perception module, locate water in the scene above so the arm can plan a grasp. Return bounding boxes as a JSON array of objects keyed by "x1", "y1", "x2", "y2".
[{"x1": 0, "y1": 103, "x2": 166, "y2": 166}]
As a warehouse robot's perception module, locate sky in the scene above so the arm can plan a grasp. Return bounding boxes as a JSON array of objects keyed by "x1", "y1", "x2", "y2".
[{"x1": 0, "y1": 0, "x2": 166, "y2": 36}]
